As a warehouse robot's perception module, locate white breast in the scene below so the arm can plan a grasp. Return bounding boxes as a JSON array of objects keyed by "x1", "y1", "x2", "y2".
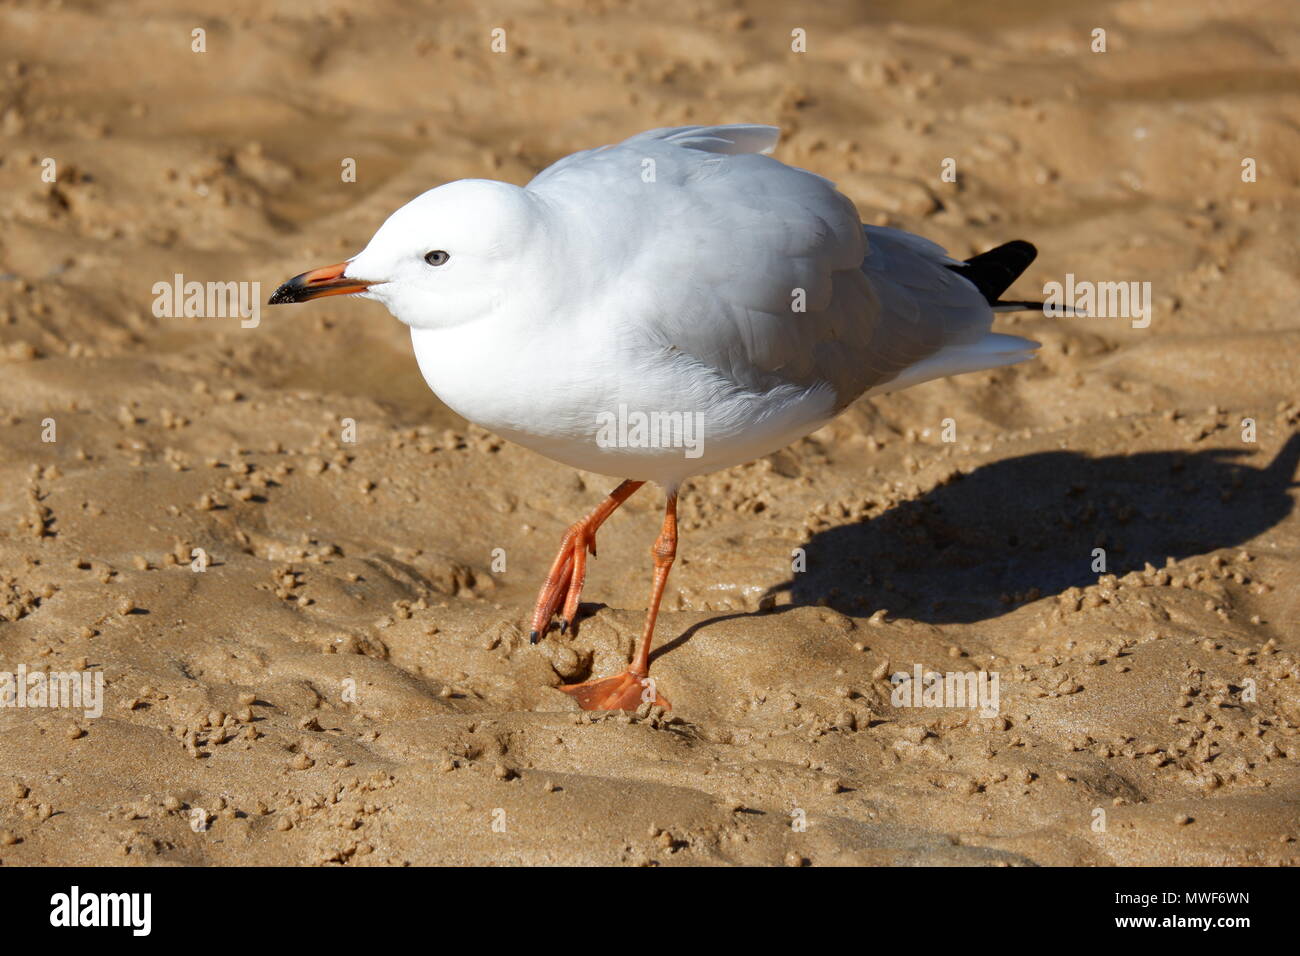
[{"x1": 409, "y1": 323, "x2": 837, "y2": 486}]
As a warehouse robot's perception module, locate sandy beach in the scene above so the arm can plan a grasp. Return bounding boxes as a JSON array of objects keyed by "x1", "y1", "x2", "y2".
[{"x1": 1, "y1": 0, "x2": 1298, "y2": 865}]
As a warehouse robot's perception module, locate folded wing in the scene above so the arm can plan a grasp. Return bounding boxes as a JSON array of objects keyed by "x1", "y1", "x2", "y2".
[{"x1": 527, "y1": 125, "x2": 1035, "y2": 409}]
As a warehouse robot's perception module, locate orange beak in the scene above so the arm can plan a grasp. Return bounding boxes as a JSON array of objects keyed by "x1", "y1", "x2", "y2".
[{"x1": 268, "y1": 261, "x2": 373, "y2": 304}]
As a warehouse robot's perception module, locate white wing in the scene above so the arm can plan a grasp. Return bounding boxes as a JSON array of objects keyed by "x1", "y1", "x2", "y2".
[{"x1": 528, "y1": 125, "x2": 1033, "y2": 408}]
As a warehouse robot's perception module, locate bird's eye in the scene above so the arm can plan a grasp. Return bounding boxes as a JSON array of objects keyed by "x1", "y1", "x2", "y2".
[{"x1": 424, "y1": 250, "x2": 450, "y2": 267}]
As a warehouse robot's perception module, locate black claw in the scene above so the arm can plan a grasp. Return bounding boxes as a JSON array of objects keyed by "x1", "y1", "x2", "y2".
[
  {"x1": 558, "y1": 619, "x2": 569, "y2": 635},
  {"x1": 529, "y1": 629, "x2": 540, "y2": 644}
]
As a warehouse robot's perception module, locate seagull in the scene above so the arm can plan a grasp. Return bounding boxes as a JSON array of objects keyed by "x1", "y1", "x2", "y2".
[{"x1": 269, "y1": 125, "x2": 1043, "y2": 711}]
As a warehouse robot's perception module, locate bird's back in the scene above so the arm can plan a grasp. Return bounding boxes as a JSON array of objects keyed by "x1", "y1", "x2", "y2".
[{"x1": 526, "y1": 125, "x2": 1028, "y2": 415}]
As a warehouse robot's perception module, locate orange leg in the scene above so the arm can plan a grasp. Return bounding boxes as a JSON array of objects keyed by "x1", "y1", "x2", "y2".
[
  {"x1": 560, "y1": 491, "x2": 677, "y2": 711},
  {"x1": 529, "y1": 479, "x2": 644, "y2": 643}
]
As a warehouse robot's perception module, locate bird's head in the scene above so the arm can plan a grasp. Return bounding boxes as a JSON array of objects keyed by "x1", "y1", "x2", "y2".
[{"x1": 268, "y1": 179, "x2": 543, "y2": 330}]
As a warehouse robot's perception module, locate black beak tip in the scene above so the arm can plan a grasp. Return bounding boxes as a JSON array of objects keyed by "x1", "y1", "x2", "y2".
[{"x1": 267, "y1": 281, "x2": 302, "y2": 306}]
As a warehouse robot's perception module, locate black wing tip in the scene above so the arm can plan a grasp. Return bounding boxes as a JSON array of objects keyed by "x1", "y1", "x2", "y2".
[
  {"x1": 949, "y1": 240, "x2": 1039, "y2": 305},
  {"x1": 981, "y1": 239, "x2": 1038, "y2": 261}
]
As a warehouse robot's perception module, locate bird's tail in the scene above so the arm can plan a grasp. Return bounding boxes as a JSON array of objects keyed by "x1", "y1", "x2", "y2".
[{"x1": 947, "y1": 240, "x2": 1047, "y2": 312}]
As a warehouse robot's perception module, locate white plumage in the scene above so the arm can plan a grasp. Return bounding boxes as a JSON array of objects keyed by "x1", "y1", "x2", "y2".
[{"x1": 338, "y1": 124, "x2": 1038, "y2": 486}]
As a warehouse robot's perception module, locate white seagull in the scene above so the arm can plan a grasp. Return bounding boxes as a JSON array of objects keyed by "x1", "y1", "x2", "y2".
[{"x1": 270, "y1": 125, "x2": 1043, "y2": 711}]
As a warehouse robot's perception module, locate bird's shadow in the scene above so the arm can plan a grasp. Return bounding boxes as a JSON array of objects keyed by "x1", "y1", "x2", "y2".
[{"x1": 759, "y1": 433, "x2": 1300, "y2": 625}]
